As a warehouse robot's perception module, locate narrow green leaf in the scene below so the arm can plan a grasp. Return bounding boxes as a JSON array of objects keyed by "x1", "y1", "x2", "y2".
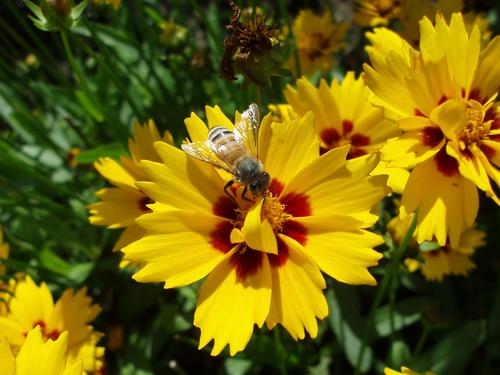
[
  {"x1": 75, "y1": 89, "x2": 104, "y2": 122},
  {"x1": 74, "y1": 143, "x2": 128, "y2": 164}
]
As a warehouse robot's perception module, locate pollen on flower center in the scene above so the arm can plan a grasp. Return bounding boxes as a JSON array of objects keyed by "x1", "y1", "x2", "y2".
[
  {"x1": 459, "y1": 100, "x2": 491, "y2": 150},
  {"x1": 261, "y1": 196, "x2": 292, "y2": 232}
]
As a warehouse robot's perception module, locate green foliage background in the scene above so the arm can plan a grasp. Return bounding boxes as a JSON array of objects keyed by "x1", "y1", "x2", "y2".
[{"x1": 0, "y1": 1, "x2": 499, "y2": 374}]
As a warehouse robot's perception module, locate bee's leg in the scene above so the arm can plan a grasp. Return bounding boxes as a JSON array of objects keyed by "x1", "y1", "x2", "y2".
[
  {"x1": 241, "y1": 185, "x2": 253, "y2": 202},
  {"x1": 223, "y1": 180, "x2": 237, "y2": 201}
]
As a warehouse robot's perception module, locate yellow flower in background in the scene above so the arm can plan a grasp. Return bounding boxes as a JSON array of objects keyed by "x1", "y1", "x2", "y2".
[
  {"x1": 93, "y1": 0, "x2": 120, "y2": 9},
  {"x1": 388, "y1": 213, "x2": 486, "y2": 282},
  {"x1": 364, "y1": 13, "x2": 500, "y2": 247},
  {"x1": 354, "y1": 0, "x2": 404, "y2": 27},
  {"x1": 385, "y1": 366, "x2": 437, "y2": 375},
  {"x1": 122, "y1": 105, "x2": 388, "y2": 356},
  {"x1": 0, "y1": 227, "x2": 10, "y2": 315},
  {"x1": 0, "y1": 226, "x2": 9, "y2": 276},
  {"x1": 0, "y1": 326, "x2": 84, "y2": 375},
  {"x1": 283, "y1": 72, "x2": 408, "y2": 193},
  {"x1": 290, "y1": 10, "x2": 348, "y2": 76},
  {"x1": 267, "y1": 104, "x2": 298, "y2": 123},
  {"x1": 399, "y1": 0, "x2": 492, "y2": 47},
  {"x1": 89, "y1": 120, "x2": 173, "y2": 252},
  {"x1": 0, "y1": 276, "x2": 104, "y2": 372}
]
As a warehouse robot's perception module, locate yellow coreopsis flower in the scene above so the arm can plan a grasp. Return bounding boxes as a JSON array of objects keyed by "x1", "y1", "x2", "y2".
[
  {"x1": 0, "y1": 227, "x2": 10, "y2": 315},
  {"x1": 388, "y1": 214, "x2": 486, "y2": 282},
  {"x1": 399, "y1": 0, "x2": 491, "y2": 47},
  {"x1": 284, "y1": 72, "x2": 408, "y2": 192},
  {"x1": 0, "y1": 276, "x2": 104, "y2": 372},
  {"x1": 364, "y1": 12, "x2": 500, "y2": 247},
  {"x1": 385, "y1": 366, "x2": 437, "y2": 375},
  {"x1": 354, "y1": 0, "x2": 404, "y2": 27},
  {"x1": 89, "y1": 120, "x2": 173, "y2": 252},
  {"x1": 0, "y1": 226, "x2": 9, "y2": 276},
  {"x1": 121, "y1": 105, "x2": 389, "y2": 356},
  {"x1": 290, "y1": 10, "x2": 348, "y2": 76},
  {"x1": 0, "y1": 326, "x2": 84, "y2": 375}
]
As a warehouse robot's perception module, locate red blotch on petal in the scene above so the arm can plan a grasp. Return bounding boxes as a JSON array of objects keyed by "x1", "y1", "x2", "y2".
[
  {"x1": 47, "y1": 330, "x2": 60, "y2": 341},
  {"x1": 348, "y1": 148, "x2": 368, "y2": 159},
  {"x1": 209, "y1": 221, "x2": 233, "y2": 253},
  {"x1": 212, "y1": 196, "x2": 238, "y2": 220},
  {"x1": 437, "y1": 95, "x2": 448, "y2": 105},
  {"x1": 414, "y1": 109, "x2": 426, "y2": 117},
  {"x1": 281, "y1": 192, "x2": 312, "y2": 217},
  {"x1": 468, "y1": 88, "x2": 481, "y2": 102},
  {"x1": 269, "y1": 237, "x2": 289, "y2": 268},
  {"x1": 434, "y1": 147, "x2": 459, "y2": 177},
  {"x1": 33, "y1": 320, "x2": 46, "y2": 330},
  {"x1": 421, "y1": 126, "x2": 444, "y2": 148},
  {"x1": 138, "y1": 196, "x2": 153, "y2": 213},
  {"x1": 268, "y1": 179, "x2": 284, "y2": 197},
  {"x1": 282, "y1": 220, "x2": 308, "y2": 246},
  {"x1": 480, "y1": 143, "x2": 496, "y2": 159},
  {"x1": 342, "y1": 120, "x2": 353, "y2": 136},
  {"x1": 321, "y1": 128, "x2": 341, "y2": 148},
  {"x1": 230, "y1": 249, "x2": 263, "y2": 281},
  {"x1": 350, "y1": 133, "x2": 370, "y2": 147}
]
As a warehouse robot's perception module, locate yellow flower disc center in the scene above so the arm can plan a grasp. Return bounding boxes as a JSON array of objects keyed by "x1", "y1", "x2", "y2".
[
  {"x1": 261, "y1": 196, "x2": 292, "y2": 232},
  {"x1": 459, "y1": 100, "x2": 491, "y2": 150}
]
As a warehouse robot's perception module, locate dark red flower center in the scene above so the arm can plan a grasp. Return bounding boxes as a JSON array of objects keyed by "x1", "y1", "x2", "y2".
[
  {"x1": 210, "y1": 178, "x2": 311, "y2": 281},
  {"x1": 28, "y1": 319, "x2": 61, "y2": 341},
  {"x1": 320, "y1": 120, "x2": 370, "y2": 158}
]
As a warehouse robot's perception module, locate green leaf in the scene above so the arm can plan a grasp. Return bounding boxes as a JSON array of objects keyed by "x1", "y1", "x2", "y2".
[
  {"x1": 308, "y1": 356, "x2": 332, "y2": 375},
  {"x1": 75, "y1": 89, "x2": 104, "y2": 122},
  {"x1": 327, "y1": 284, "x2": 373, "y2": 372},
  {"x1": 411, "y1": 320, "x2": 486, "y2": 374},
  {"x1": 388, "y1": 337, "x2": 411, "y2": 369},
  {"x1": 419, "y1": 241, "x2": 441, "y2": 252},
  {"x1": 224, "y1": 358, "x2": 252, "y2": 375},
  {"x1": 374, "y1": 298, "x2": 427, "y2": 338},
  {"x1": 38, "y1": 248, "x2": 71, "y2": 275},
  {"x1": 74, "y1": 143, "x2": 128, "y2": 164}
]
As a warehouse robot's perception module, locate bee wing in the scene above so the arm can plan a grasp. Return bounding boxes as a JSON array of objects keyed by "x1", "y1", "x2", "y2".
[
  {"x1": 233, "y1": 103, "x2": 260, "y2": 158},
  {"x1": 181, "y1": 141, "x2": 235, "y2": 174}
]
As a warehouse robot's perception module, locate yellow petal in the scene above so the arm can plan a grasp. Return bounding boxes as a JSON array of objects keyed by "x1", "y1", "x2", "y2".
[
  {"x1": 240, "y1": 198, "x2": 278, "y2": 254},
  {"x1": 138, "y1": 142, "x2": 226, "y2": 213},
  {"x1": 400, "y1": 157, "x2": 479, "y2": 247},
  {"x1": 205, "y1": 105, "x2": 235, "y2": 129},
  {"x1": 112, "y1": 223, "x2": 147, "y2": 252},
  {"x1": 128, "y1": 120, "x2": 166, "y2": 163},
  {"x1": 184, "y1": 112, "x2": 209, "y2": 142},
  {"x1": 94, "y1": 157, "x2": 139, "y2": 190},
  {"x1": 302, "y1": 229, "x2": 383, "y2": 285},
  {"x1": 266, "y1": 235, "x2": 327, "y2": 339},
  {"x1": 472, "y1": 36, "x2": 500, "y2": 100},
  {"x1": 123, "y1": 210, "x2": 228, "y2": 288},
  {"x1": 370, "y1": 160, "x2": 410, "y2": 194},
  {"x1": 88, "y1": 187, "x2": 146, "y2": 228},
  {"x1": 195, "y1": 250, "x2": 272, "y2": 356},
  {"x1": 261, "y1": 112, "x2": 319, "y2": 186},
  {"x1": 0, "y1": 338, "x2": 14, "y2": 375}
]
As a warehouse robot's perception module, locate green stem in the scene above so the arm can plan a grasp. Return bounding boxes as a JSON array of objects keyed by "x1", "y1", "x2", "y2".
[
  {"x1": 354, "y1": 213, "x2": 418, "y2": 375},
  {"x1": 414, "y1": 323, "x2": 430, "y2": 357},
  {"x1": 274, "y1": 329, "x2": 288, "y2": 375},
  {"x1": 80, "y1": 21, "x2": 146, "y2": 121},
  {"x1": 60, "y1": 30, "x2": 93, "y2": 96}
]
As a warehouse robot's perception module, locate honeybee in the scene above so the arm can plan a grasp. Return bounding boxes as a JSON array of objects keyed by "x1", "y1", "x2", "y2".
[{"x1": 181, "y1": 103, "x2": 270, "y2": 199}]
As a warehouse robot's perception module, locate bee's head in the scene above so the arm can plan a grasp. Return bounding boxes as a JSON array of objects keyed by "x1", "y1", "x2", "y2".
[{"x1": 248, "y1": 172, "x2": 270, "y2": 196}]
